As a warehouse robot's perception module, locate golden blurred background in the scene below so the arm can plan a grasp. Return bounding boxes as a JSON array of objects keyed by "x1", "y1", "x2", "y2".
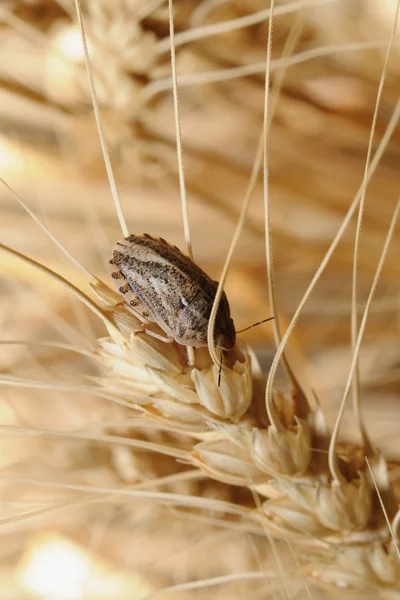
[{"x1": 0, "y1": 0, "x2": 400, "y2": 598}]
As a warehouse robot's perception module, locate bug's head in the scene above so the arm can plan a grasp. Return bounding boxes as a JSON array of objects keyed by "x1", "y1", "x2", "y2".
[
  {"x1": 213, "y1": 292, "x2": 236, "y2": 350},
  {"x1": 215, "y1": 315, "x2": 236, "y2": 351}
]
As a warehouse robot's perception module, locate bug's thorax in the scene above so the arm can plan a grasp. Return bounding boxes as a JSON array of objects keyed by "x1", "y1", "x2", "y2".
[{"x1": 109, "y1": 233, "x2": 236, "y2": 351}]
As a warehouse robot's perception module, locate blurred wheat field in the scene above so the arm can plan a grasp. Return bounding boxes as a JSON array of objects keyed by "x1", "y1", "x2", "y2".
[{"x1": 1, "y1": 0, "x2": 400, "y2": 598}]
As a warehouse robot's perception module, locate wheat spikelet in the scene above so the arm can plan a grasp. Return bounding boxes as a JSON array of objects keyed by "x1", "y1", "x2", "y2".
[{"x1": 33, "y1": 253, "x2": 394, "y2": 597}]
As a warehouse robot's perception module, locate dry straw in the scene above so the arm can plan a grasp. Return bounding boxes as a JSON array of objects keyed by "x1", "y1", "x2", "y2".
[{"x1": 0, "y1": 1, "x2": 400, "y2": 599}]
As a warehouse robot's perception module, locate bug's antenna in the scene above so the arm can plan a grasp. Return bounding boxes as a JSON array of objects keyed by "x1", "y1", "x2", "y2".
[
  {"x1": 237, "y1": 316, "x2": 274, "y2": 334},
  {"x1": 218, "y1": 352, "x2": 223, "y2": 387}
]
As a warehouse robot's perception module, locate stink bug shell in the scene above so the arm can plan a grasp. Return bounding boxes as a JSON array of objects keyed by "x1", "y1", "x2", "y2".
[{"x1": 109, "y1": 234, "x2": 236, "y2": 350}]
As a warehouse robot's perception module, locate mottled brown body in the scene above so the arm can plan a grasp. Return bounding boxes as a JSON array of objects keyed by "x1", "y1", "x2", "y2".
[{"x1": 109, "y1": 234, "x2": 236, "y2": 350}]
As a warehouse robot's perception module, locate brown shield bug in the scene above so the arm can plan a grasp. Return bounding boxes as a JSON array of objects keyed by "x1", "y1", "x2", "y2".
[{"x1": 109, "y1": 234, "x2": 236, "y2": 351}]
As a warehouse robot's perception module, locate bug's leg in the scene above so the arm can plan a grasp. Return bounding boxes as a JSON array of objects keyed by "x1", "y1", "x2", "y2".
[
  {"x1": 143, "y1": 329, "x2": 174, "y2": 344},
  {"x1": 186, "y1": 346, "x2": 195, "y2": 366}
]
